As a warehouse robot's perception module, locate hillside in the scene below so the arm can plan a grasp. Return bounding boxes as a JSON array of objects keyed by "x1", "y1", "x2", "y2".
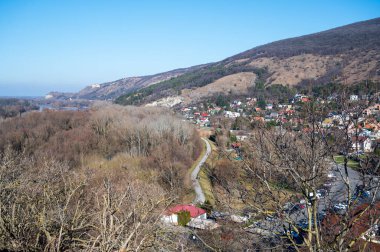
[
  {"x1": 47, "y1": 64, "x2": 208, "y2": 100},
  {"x1": 0, "y1": 105, "x2": 202, "y2": 250},
  {"x1": 115, "y1": 18, "x2": 380, "y2": 106}
]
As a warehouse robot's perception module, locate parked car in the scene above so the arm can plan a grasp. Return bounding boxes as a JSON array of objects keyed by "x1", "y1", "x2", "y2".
[
  {"x1": 296, "y1": 203, "x2": 306, "y2": 209},
  {"x1": 317, "y1": 212, "x2": 326, "y2": 222},
  {"x1": 351, "y1": 190, "x2": 370, "y2": 201},
  {"x1": 323, "y1": 182, "x2": 332, "y2": 188},
  {"x1": 299, "y1": 199, "x2": 312, "y2": 206},
  {"x1": 316, "y1": 189, "x2": 327, "y2": 199},
  {"x1": 297, "y1": 219, "x2": 309, "y2": 230},
  {"x1": 333, "y1": 202, "x2": 348, "y2": 211},
  {"x1": 327, "y1": 172, "x2": 336, "y2": 179}
]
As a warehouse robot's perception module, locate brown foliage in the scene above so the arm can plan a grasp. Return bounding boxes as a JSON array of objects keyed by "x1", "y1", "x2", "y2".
[{"x1": 0, "y1": 105, "x2": 202, "y2": 251}]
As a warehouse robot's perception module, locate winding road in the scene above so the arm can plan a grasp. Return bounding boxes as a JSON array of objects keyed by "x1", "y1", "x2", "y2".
[{"x1": 192, "y1": 138, "x2": 211, "y2": 204}]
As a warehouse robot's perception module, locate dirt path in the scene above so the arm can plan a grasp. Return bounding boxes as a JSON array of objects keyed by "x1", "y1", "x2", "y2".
[{"x1": 191, "y1": 138, "x2": 211, "y2": 204}]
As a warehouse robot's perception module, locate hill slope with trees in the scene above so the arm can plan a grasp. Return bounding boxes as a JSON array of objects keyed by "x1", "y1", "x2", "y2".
[{"x1": 115, "y1": 18, "x2": 380, "y2": 105}]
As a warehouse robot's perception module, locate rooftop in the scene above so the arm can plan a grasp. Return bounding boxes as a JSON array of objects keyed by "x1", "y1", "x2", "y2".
[{"x1": 165, "y1": 204, "x2": 206, "y2": 218}]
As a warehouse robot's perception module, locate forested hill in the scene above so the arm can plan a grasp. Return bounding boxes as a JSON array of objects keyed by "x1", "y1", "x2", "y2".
[
  {"x1": 115, "y1": 18, "x2": 380, "y2": 106},
  {"x1": 229, "y1": 17, "x2": 380, "y2": 60}
]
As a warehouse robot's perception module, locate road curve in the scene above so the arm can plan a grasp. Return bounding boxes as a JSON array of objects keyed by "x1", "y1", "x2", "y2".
[{"x1": 192, "y1": 138, "x2": 211, "y2": 204}]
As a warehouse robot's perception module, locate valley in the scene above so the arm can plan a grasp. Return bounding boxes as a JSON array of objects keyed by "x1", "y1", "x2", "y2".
[{"x1": 1, "y1": 16, "x2": 380, "y2": 251}]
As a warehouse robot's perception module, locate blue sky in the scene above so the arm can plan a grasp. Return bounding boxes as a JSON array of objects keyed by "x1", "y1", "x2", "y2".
[{"x1": 0, "y1": 0, "x2": 379, "y2": 96}]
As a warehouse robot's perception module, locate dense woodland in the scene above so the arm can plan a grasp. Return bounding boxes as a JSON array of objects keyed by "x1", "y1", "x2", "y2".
[
  {"x1": 0, "y1": 98, "x2": 39, "y2": 119},
  {"x1": 0, "y1": 104, "x2": 202, "y2": 251}
]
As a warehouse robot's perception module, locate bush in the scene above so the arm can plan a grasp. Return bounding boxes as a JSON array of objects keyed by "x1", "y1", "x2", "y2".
[{"x1": 177, "y1": 210, "x2": 191, "y2": 226}]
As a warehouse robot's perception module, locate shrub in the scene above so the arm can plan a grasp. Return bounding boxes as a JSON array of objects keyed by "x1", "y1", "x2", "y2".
[{"x1": 177, "y1": 210, "x2": 191, "y2": 226}]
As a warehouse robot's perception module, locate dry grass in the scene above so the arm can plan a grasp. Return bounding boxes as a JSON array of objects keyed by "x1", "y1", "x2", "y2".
[
  {"x1": 249, "y1": 54, "x2": 340, "y2": 85},
  {"x1": 339, "y1": 49, "x2": 380, "y2": 84},
  {"x1": 82, "y1": 153, "x2": 160, "y2": 182},
  {"x1": 197, "y1": 128, "x2": 214, "y2": 138},
  {"x1": 214, "y1": 176, "x2": 297, "y2": 213},
  {"x1": 181, "y1": 72, "x2": 256, "y2": 104}
]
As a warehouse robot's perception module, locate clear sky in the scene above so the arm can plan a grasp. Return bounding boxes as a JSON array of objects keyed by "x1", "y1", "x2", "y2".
[{"x1": 0, "y1": 0, "x2": 379, "y2": 96}]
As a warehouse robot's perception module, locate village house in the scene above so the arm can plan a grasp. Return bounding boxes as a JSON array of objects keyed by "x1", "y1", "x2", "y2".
[
  {"x1": 161, "y1": 204, "x2": 218, "y2": 230},
  {"x1": 233, "y1": 100, "x2": 242, "y2": 106},
  {"x1": 361, "y1": 94, "x2": 369, "y2": 100},
  {"x1": 266, "y1": 103, "x2": 273, "y2": 110},
  {"x1": 270, "y1": 112, "x2": 279, "y2": 118},
  {"x1": 198, "y1": 117, "x2": 210, "y2": 127},
  {"x1": 350, "y1": 94, "x2": 359, "y2": 101},
  {"x1": 251, "y1": 116, "x2": 265, "y2": 124},
  {"x1": 278, "y1": 104, "x2": 292, "y2": 109},
  {"x1": 294, "y1": 94, "x2": 310, "y2": 103},
  {"x1": 364, "y1": 104, "x2": 380, "y2": 116},
  {"x1": 246, "y1": 98, "x2": 256, "y2": 107},
  {"x1": 201, "y1": 112, "x2": 209, "y2": 117},
  {"x1": 161, "y1": 204, "x2": 207, "y2": 225},
  {"x1": 301, "y1": 97, "x2": 310, "y2": 103},
  {"x1": 264, "y1": 115, "x2": 273, "y2": 122},
  {"x1": 230, "y1": 130, "x2": 250, "y2": 141},
  {"x1": 322, "y1": 118, "x2": 334, "y2": 128},
  {"x1": 283, "y1": 109, "x2": 295, "y2": 116},
  {"x1": 208, "y1": 106, "x2": 222, "y2": 115},
  {"x1": 351, "y1": 136, "x2": 373, "y2": 153},
  {"x1": 224, "y1": 111, "x2": 241, "y2": 118}
]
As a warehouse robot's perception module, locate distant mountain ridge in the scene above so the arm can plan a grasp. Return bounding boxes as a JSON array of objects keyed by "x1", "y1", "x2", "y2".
[
  {"x1": 48, "y1": 18, "x2": 380, "y2": 103},
  {"x1": 116, "y1": 18, "x2": 380, "y2": 105},
  {"x1": 47, "y1": 64, "x2": 208, "y2": 100}
]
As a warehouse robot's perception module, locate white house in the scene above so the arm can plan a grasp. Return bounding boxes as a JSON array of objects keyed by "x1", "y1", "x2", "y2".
[
  {"x1": 224, "y1": 111, "x2": 241, "y2": 118},
  {"x1": 351, "y1": 136, "x2": 373, "y2": 153},
  {"x1": 350, "y1": 95, "x2": 359, "y2": 101}
]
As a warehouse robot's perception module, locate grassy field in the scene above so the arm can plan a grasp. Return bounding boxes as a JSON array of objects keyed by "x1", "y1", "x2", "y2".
[{"x1": 333, "y1": 155, "x2": 360, "y2": 168}]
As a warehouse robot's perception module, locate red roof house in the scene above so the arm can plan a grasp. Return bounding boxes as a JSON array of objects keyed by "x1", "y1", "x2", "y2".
[
  {"x1": 166, "y1": 204, "x2": 206, "y2": 218},
  {"x1": 161, "y1": 204, "x2": 207, "y2": 226},
  {"x1": 161, "y1": 204, "x2": 219, "y2": 230}
]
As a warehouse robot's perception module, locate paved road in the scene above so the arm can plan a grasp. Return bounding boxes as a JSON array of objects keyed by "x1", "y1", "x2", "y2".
[
  {"x1": 292, "y1": 162, "x2": 380, "y2": 223},
  {"x1": 296, "y1": 164, "x2": 364, "y2": 220},
  {"x1": 192, "y1": 138, "x2": 211, "y2": 204},
  {"x1": 328, "y1": 163, "x2": 362, "y2": 203},
  {"x1": 247, "y1": 162, "x2": 380, "y2": 235}
]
